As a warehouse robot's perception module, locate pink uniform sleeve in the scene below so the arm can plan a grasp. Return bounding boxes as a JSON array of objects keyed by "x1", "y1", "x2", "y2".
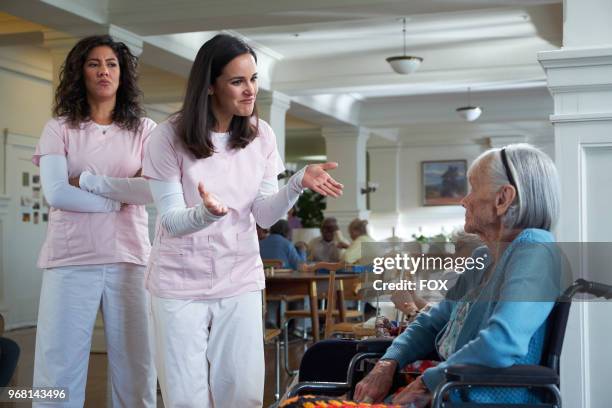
[
  {"x1": 32, "y1": 119, "x2": 67, "y2": 167},
  {"x1": 140, "y1": 117, "x2": 158, "y2": 162},
  {"x1": 260, "y1": 120, "x2": 285, "y2": 179},
  {"x1": 142, "y1": 121, "x2": 182, "y2": 183}
]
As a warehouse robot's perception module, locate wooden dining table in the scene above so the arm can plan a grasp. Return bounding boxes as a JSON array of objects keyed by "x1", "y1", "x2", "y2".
[{"x1": 265, "y1": 270, "x2": 361, "y2": 341}]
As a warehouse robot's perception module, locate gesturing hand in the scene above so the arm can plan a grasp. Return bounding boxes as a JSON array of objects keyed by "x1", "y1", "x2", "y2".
[
  {"x1": 198, "y1": 182, "x2": 228, "y2": 217},
  {"x1": 301, "y1": 162, "x2": 343, "y2": 197}
]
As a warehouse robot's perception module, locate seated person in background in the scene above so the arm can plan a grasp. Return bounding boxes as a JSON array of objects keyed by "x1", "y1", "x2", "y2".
[
  {"x1": 341, "y1": 218, "x2": 376, "y2": 264},
  {"x1": 257, "y1": 224, "x2": 270, "y2": 241},
  {"x1": 355, "y1": 144, "x2": 564, "y2": 406},
  {"x1": 392, "y1": 230, "x2": 484, "y2": 318},
  {"x1": 287, "y1": 206, "x2": 302, "y2": 230},
  {"x1": 260, "y1": 220, "x2": 306, "y2": 270},
  {"x1": 308, "y1": 217, "x2": 349, "y2": 262},
  {"x1": 0, "y1": 315, "x2": 20, "y2": 388}
]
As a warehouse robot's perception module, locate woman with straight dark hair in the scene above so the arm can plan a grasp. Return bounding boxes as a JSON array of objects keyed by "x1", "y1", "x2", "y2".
[
  {"x1": 143, "y1": 33, "x2": 343, "y2": 406},
  {"x1": 32, "y1": 35, "x2": 156, "y2": 407}
]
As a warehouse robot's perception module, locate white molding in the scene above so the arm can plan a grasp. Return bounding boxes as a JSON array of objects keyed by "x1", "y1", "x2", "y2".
[
  {"x1": 291, "y1": 94, "x2": 361, "y2": 127},
  {"x1": 322, "y1": 125, "x2": 369, "y2": 140},
  {"x1": 367, "y1": 145, "x2": 402, "y2": 153},
  {"x1": 369, "y1": 128, "x2": 399, "y2": 143},
  {"x1": 398, "y1": 137, "x2": 487, "y2": 148},
  {"x1": 548, "y1": 83, "x2": 612, "y2": 93},
  {"x1": 538, "y1": 46, "x2": 612, "y2": 68},
  {"x1": 5, "y1": 320, "x2": 37, "y2": 331},
  {"x1": 257, "y1": 90, "x2": 291, "y2": 111},
  {"x1": 6, "y1": 132, "x2": 38, "y2": 149},
  {"x1": 108, "y1": 24, "x2": 143, "y2": 56},
  {"x1": 550, "y1": 113, "x2": 612, "y2": 123}
]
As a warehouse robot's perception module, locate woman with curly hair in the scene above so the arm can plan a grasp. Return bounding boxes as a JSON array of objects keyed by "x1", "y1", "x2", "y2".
[{"x1": 31, "y1": 35, "x2": 156, "y2": 407}]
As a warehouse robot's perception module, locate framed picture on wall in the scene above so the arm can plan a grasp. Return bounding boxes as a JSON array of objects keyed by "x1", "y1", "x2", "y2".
[{"x1": 422, "y1": 160, "x2": 468, "y2": 206}]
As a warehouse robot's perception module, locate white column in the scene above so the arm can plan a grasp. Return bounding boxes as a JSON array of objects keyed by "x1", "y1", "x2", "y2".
[
  {"x1": 322, "y1": 125, "x2": 369, "y2": 232},
  {"x1": 538, "y1": 0, "x2": 612, "y2": 406},
  {"x1": 257, "y1": 91, "x2": 291, "y2": 162},
  {"x1": 367, "y1": 146, "x2": 400, "y2": 239}
]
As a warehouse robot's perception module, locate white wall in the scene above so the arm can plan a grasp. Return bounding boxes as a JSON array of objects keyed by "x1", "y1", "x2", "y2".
[
  {"x1": 0, "y1": 48, "x2": 53, "y2": 194},
  {"x1": 0, "y1": 46, "x2": 52, "y2": 133},
  {"x1": 368, "y1": 137, "x2": 555, "y2": 241},
  {"x1": 397, "y1": 142, "x2": 484, "y2": 237},
  {"x1": 0, "y1": 48, "x2": 53, "y2": 328},
  {"x1": 369, "y1": 141, "x2": 485, "y2": 240}
]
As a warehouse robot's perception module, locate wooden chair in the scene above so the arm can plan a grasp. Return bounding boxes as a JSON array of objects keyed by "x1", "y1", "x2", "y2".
[
  {"x1": 283, "y1": 262, "x2": 358, "y2": 340},
  {"x1": 263, "y1": 258, "x2": 307, "y2": 330}
]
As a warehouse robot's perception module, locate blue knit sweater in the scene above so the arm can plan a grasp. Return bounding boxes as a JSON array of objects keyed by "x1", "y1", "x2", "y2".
[{"x1": 382, "y1": 228, "x2": 563, "y2": 403}]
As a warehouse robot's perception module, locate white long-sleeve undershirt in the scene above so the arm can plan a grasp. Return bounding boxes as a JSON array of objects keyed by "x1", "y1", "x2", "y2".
[
  {"x1": 251, "y1": 166, "x2": 305, "y2": 228},
  {"x1": 149, "y1": 167, "x2": 305, "y2": 237},
  {"x1": 148, "y1": 180, "x2": 224, "y2": 237},
  {"x1": 79, "y1": 171, "x2": 153, "y2": 205},
  {"x1": 39, "y1": 155, "x2": 121, "y2": 213}
]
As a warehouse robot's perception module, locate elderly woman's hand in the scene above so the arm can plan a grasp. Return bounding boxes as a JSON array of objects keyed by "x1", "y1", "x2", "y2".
[
  {"x1": 391, "y1": 291, "x2": 419, "y2": 317},
  {"x1": 392, "y1": 375, "x2": 431, "y2": 407},
  {"x1": 353, "y1": 359, "x2": 396, "y2": 403}
]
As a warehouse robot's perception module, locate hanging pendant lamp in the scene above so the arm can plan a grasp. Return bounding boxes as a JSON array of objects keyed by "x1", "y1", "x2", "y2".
[
  {"x1": 386, "y1": 18, "x2": 423, "y2": 74},
  {"x1": 456, "y1": 87, "x2": 483, "y2": 122}
]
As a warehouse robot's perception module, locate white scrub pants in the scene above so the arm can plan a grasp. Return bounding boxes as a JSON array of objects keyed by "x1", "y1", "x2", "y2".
[
  {"x1": 33, "y1": 263, "x2": 156, "y2": 408},
  {"x1": 151, "y1": 290, "x2": 264, "y2": 408}
]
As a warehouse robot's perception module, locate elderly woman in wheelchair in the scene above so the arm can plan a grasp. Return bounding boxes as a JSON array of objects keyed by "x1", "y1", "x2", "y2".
[{"x1": 354, "y1": 144, "x2": 563, "y2": 406}]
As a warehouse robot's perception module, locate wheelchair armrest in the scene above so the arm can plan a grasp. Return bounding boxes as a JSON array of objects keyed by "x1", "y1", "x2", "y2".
[
  {"x1": 286, "y1": 382, "x2": 351, "y2": 398},
  {"x1": 356, "y1": 338, "x2": 393, "y2": 354},
  {"x1": 444, "y1": 364, "x2": 560, "y2": 386}
]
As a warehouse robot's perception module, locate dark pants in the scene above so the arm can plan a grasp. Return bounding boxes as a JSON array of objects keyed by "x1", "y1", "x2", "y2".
[{"x1": 0, "y1": 337, "x2": 20, "y2": 387}]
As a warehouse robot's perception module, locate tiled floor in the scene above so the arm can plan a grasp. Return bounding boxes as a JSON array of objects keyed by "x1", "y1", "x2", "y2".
[{"x1": 3, "y1": 327, "x2": 309, "y2": 407}]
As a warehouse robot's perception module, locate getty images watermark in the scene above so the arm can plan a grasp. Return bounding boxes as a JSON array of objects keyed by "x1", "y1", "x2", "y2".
[
  {"x1": 370, "y1": 252, "x2": 488, "y2": 291},
  {"x1": 362, "y1": 241, "x2": 612, "y2": 302}
]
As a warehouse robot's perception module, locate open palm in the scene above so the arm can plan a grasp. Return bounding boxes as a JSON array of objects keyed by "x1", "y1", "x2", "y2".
[
  {"x1": 198, "y1": 182, "x2": 228, "y2": 216},
  {"x1": 301, "y1": 162, "x2": 343, "y2": 197}
]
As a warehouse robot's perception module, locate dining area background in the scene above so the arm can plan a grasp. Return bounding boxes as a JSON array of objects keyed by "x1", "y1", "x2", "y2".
[{"x1": 1, "y1": 1, "x2": 611, "y2": 406}]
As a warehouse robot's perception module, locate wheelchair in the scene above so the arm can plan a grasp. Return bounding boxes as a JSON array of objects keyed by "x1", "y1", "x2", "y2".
[{"x1": 286, "y1": 279, "x2": 612, "y2": 407}]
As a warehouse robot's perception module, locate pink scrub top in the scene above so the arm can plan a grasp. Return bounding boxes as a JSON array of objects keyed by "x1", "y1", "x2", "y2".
[
  {"x1": 32, "y1": 117, "x2": 156, "y2": 269},
  {"x1": 142, "y1": 119, "x2": 284, "y2": 300}
]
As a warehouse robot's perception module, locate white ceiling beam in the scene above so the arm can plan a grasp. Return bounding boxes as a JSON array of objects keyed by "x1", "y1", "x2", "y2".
[
  {"x1": 359, "y1": 87, "x2": 553, "y2": 127},
  {"x1": 275, "y1": 64, "x2": 547, "y2": 98},
  {"x1": 105, "y1": 0, "x2": 546, "y2": 36}
]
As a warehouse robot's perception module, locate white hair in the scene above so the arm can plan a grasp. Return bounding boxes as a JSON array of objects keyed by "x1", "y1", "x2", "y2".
[{"x1": 470, "y1": 143, "x2": 560, "y2": 231}]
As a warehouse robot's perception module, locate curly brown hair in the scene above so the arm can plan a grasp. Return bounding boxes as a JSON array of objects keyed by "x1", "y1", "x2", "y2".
[{"x1": 53, "y1": 35, "x2": 144, "y2": 132}]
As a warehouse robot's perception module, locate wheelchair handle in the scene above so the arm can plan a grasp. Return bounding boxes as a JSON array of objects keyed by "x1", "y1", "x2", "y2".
[{"x1": 577, "y1": 279, "x2": 612, "y2": 299}]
